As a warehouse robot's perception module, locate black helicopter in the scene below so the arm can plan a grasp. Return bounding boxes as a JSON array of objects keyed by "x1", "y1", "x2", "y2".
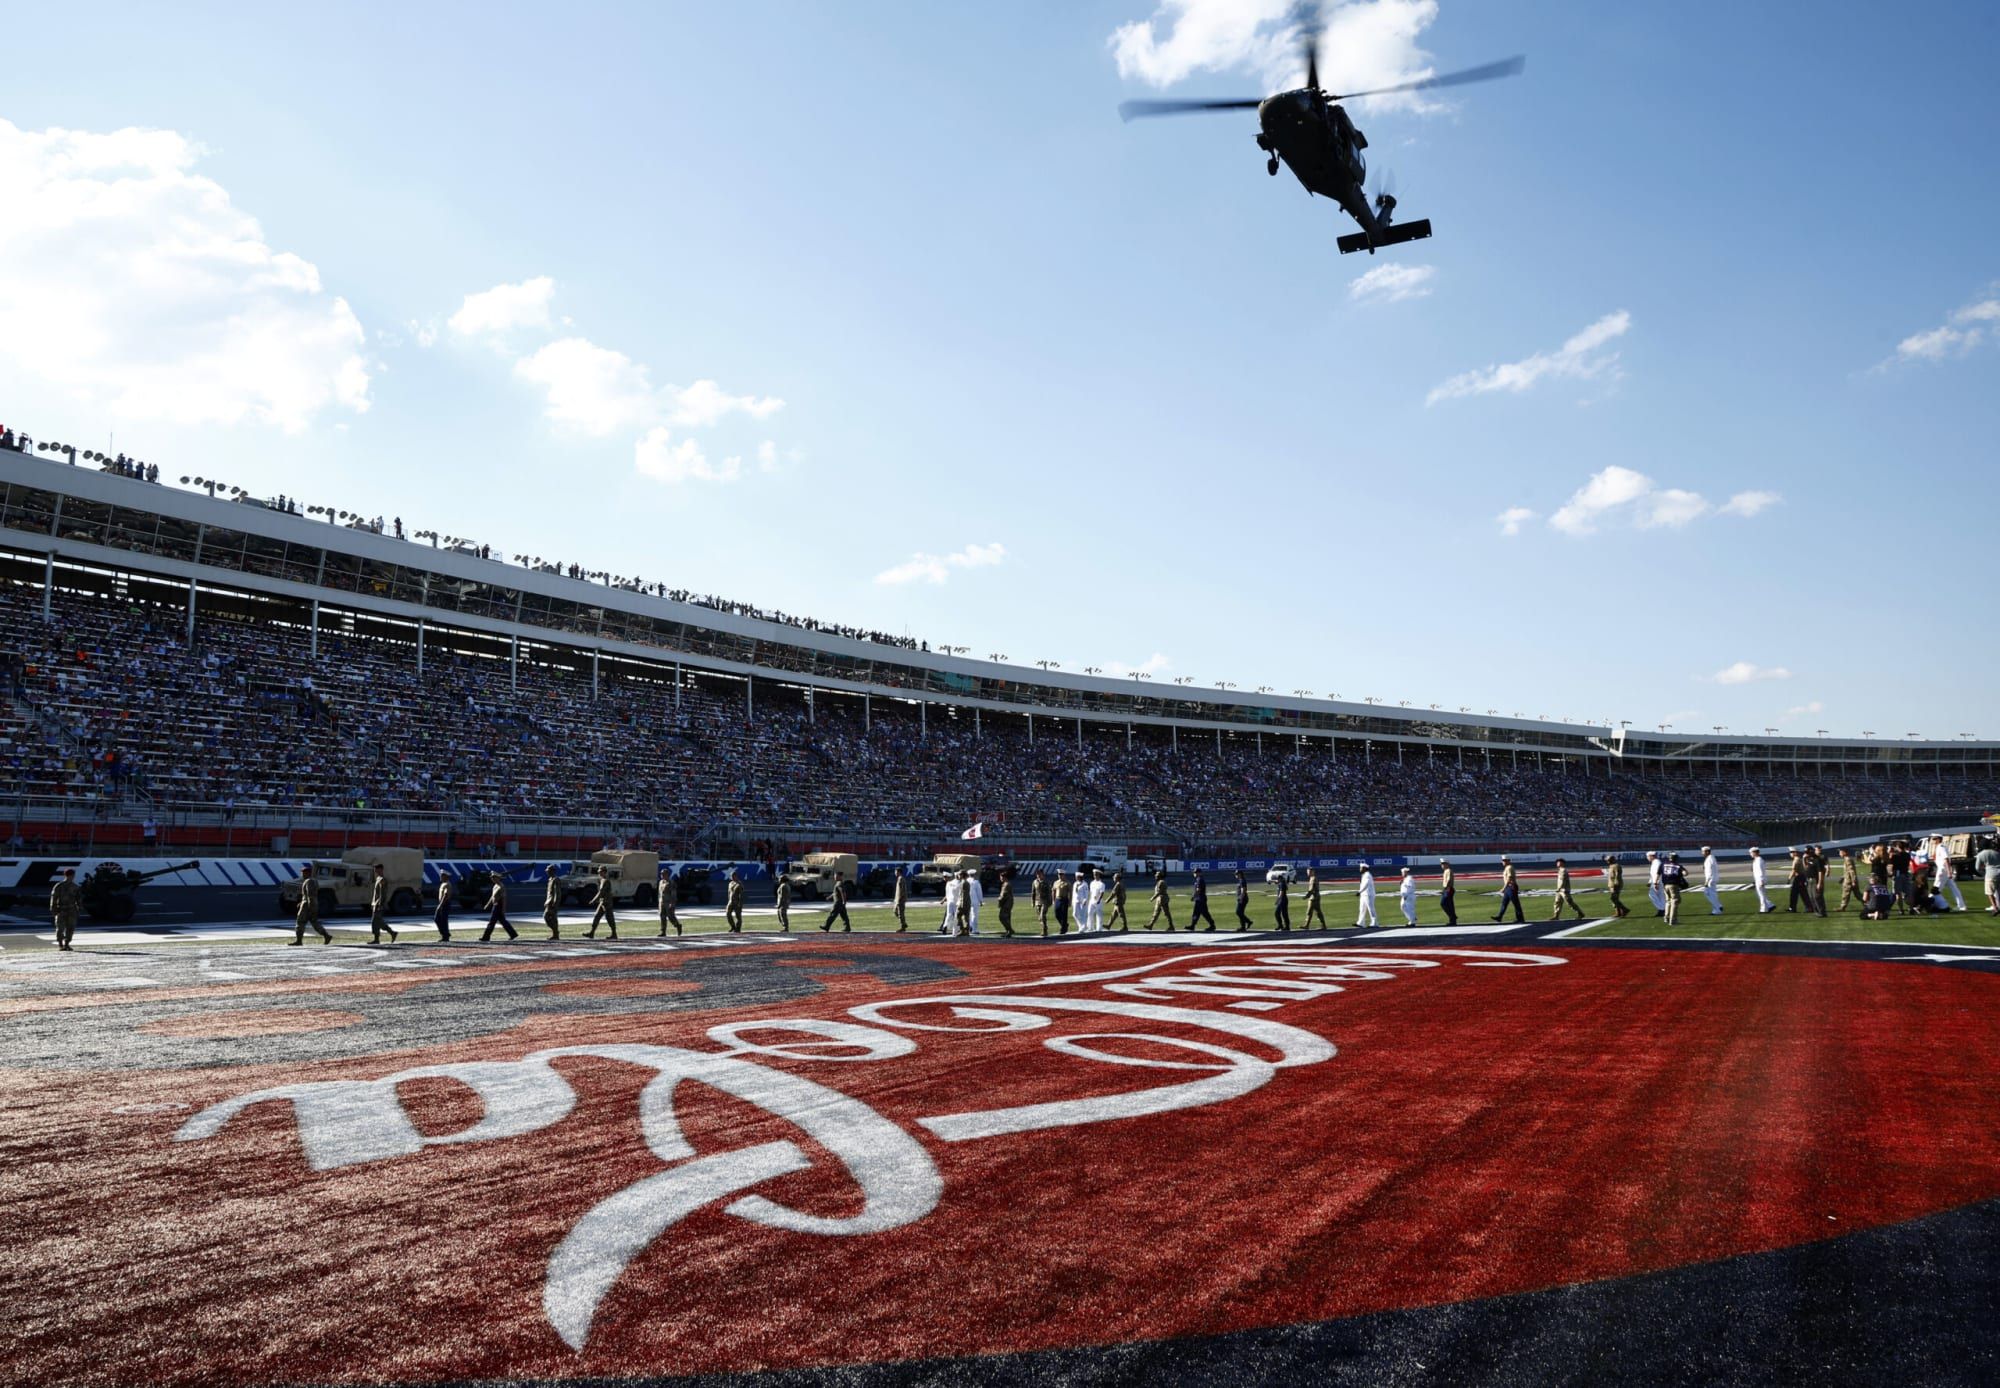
[{"x1": 1118, "y1": 13, "x2": 1523, "y2": 254}]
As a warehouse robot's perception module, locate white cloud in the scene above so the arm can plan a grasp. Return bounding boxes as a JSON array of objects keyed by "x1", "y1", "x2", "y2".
[
  {"x1": 634, "y1": 427, "x2": 741, "y2": 484},
  {"x1": 0, "y1": 117, "x2": 369, "y2": 433},
  {"x1": 1112, "y1": 0, "x2": 1446, "y2": 114},
  {"x1": 665, "y1": 378, "x2": 784, "y2": 428},
  {"x1": 1350, "y1": 262, "x2": 1435, "y2": 303},
  {"x1": 1548, "y1": 465, "x2": 1653, "y2": 535},
  {"x1": 1639, "y1": 488, "x2": 1709, "y2": 529},
  {"x1": 1427, "y1": 310, "x2": 1630, "y2": 405},
  {"x1": 448, "y1": 276, "x2": 554, "y2": 342},
  {"x1": 1495, "y1": 506, "x2": 1535, "y2": 537},
  {"x1": 1720, "y1": 489, "x2": 1780, "y2": 518},
  {"x1": 1891, "y1": 285, "x2": 2000, "y2": 364},
  {"x1": 1710, "y1": 661, "x2": 1791, "y2": 686},
  {"x1": 874, "y1": 542, "x2": 1007, "y2": 586},
  {"x1": 1544, "y1": 466, "x2": 1777, "y2": 537},
  {"x1": 756, "y1": 440, "x2": 779, "y2": 473},
  {"x1": 1782, "y1": 700, "x2": 1826, "y2": 720},
  {"x1": 513, "y1": 337, "x2": 657, "y2": 436}
]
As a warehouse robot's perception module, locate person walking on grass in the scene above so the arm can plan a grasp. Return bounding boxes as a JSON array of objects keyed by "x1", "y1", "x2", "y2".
[
  {"x1": 291, "y1": 865, "x2": 332, "y2": 946},
  {"x1": 543, "y1": 866, "x2": 564, "y2": 940},
  {"x1": 1932, "y1": 836, "x2": 1967, "y2": 912},
  {"x1": 433, "y1": 874, "x2": 455, "y2": 942},
  {"x1": 1604, "y1": 855, "x2": 1629, "y2": 919},
  {"x1": 1549, "y1": 858, "x2": 1586, "y2": 921},
  {"x1": 588, "y1": 868, "x2": 619, "y2": 939},
  {"x1": 1398, "y1": 866, "x2": 1419, "y2": 926},
  {"x1": 1492, "y1": 856, "x2": 1524, "y2": 924},
  {"x1": 1147, "y1": 871, "x2": 1174, "y2": 931},
  {"x1": 819, "y1": 876, "x2": 852, "y2": 932},
  {"x1": 1749, "y1": 847, "x2": 1775, "y2": 913},
  {"x1": 657, "y1": 868, "x2": 681, "y2": 937},
  {"x1": 1189, "y1": 869, "x2": 1217, "y2": 931},
  {"x1": 1234, "y1": 869, "x2": 1254, "y2": 931},
  {"x1": 1303, "y1": 869, "x2": 1327, "y2": 930},
  {"x1": 1976, "y1": 837, "x2": 2000, "y2": 916},
  {"x1": 370, "y1": 863, "x2": 399, "y2": 944},
  {"x1": 1355, "y1": 863, "x2": 1378, "y2": 928},
  {"x1": 1031, "y1": 868, "x2": 1052, "y2": 935},
  {"x1": 1700, "y1": 847, "x2": 1724, "y2": 916},
  {"x1": 1438, "y1": 859, "x2": 1458, "y2": 925},
  {"x1": 774, "y1": 874, "x2": 792, "y2": 932},
  {"x1": 1646, "y1": 851, "x2": 1666, "y2": 917},
  {"x1": 893, "y1": 867, "x2": 910, "y2": 932},
  {"x1": 480, "y1": 872, "x2": 517, "y2": 942},
  {"x1": 1661, "y1": 853, "x2": 1689, "y2": 926}
]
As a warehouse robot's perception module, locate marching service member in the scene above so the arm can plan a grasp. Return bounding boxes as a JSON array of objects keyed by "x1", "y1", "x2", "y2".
[
  {"x1": 1085, "y1": 867, "x2": 1108, "y2": 933},
  {"x1": 588, "y1": 867, "x2": 619, "y2": 939},
  {"x1": 1749, "y1": 847, "x2": 1774, "y2": 913},
  {"x1": 941, "y1": 870, "x2": 963, "y2": 936},
  {"x1": 724, "y1": 870, "x2": 745, "y2": 932},
  {"x1": 892, "y1": 866, "x2": 910, "y2": 932},
  {"x1": 1233, "y1": 868, "x2": 1254, "y2": 931},
  {"x1": 1031, "y1": 868, "x2": 1052, "y2": 935},
  {"x1": 996, "y1": 867, "x2": 1016, "y2": 936},
  {"x1": 1437, "y1": 859, "x2": 1457, "y2": 925},
  {"x1": 544, "y1": 866, "x2": 563, "y2": 940},
  {"x1": 1105, "y1": 870, "x2": 1129, "y2": 931},
  {"x1": 370, "y1": 863, "x2": 399, "y2": 945},
  {"x1": 1355, "y1": 862, "x2": 1378, "y2": 929},
  {"x1": 291, "y1": 865, "x2": 332, "y2": 946},
  {"x1": 1492, "y1": 856, "x2": 1524, "y2": 923},
  {"x1": 1189, "y1": 868, "x2": 1217, "y2": 931},
  {"x1": 480, "y1": 871, "x2": 517, "y2": 942},
  {"x1": 1398, "y1": 866, "x2": 1418, "y2": 926},
  {"x1": 1932, "y1": 836, "x2": 1966, "y2": 912},
  {"x1": 1603, "y1": 854, "x2": 1628, "y2": 918},
  {"x1": 1549, "y1": 858, "x2": 1585, "y2": 921},
  {"x1": 774, "y1": 873, "x2": 793, "y2": 932},
  {"x1": 657, "y1": 868, "x2": 681, "y2": 937},
  {"x1": 1646, "y1": 851, "x2": 1666, "y2": 916},
  {"x1": 1147, "y1": 871, "x2": 1174, "y2": 930},
  {"x1": 1303, "y1": 868, "x2": 1327, "y2": 929},
  {"x1": 1700, "y1": 847, "x2": 1724, "y2": 915},
  {"x1": 965, "y1": 868, "x2": 984, "y2": 935},
  {"x1": 1053, "y1": 870, "x2": 1072, "y2": 933}
]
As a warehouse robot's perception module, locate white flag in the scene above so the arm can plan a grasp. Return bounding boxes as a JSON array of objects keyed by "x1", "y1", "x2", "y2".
[{"x1": 960, "y1": 822, "x2": 985, "y2": 841}]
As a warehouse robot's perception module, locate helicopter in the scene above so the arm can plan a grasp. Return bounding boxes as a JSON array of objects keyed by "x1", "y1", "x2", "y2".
[{"x1": 1118, "y1": 11, "x2": 1523, "y2": 255}]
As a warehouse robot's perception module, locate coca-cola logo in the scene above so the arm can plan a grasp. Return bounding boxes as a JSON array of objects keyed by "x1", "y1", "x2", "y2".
[{"x1": 175, "y1": 948, "x2": 1558, "y2": 1349}]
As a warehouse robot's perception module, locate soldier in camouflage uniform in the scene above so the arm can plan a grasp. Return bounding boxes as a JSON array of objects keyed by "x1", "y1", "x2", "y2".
[
  {"x1": 657, "y1": 868, "x2": 681, "y2": 937},
  {"x1": 542, "y1": 866, "x2": 563, "y2": 939},
  {"x1": 1302, "y1": 869, "x2": 1327, "y2": 930},
  {"x1": 774, "y1": 874, "x2": 793, "y2": 932},
  {"x1": 481, "y1": 871, "x2": 518, "y2": 942},
  {"x1": 1031, "y1": 868, "x2": 1052, "y2": 936},
  {"x1": 725, "y1": 871, "x2": 745, "y2": 933},
  {"x1": 1548, "y1": 858, "x2": 1586, "y2": 921},
  {"x1": 892, "y1": 867, "x2": 910, "y2": 932},
  {"x1": 1105, "y1": 871, "x2": 1129, "y2": 931},
  {"x1": 1602, "y1": 855, "x2": 1629, "y2": 919},
  {"x1": 587, "y1": 868, "x2": 619, "y2": 940},
  {"x1": 369, "y1": 863, "x2": 399, "y2": 945},
  {"x1": 996, "y1": 868, "x2": 1016, "y2": 936},
  {"x1": 1146, "y1": 871, "x2": 1174, "y2": 931},
  {"x1": 819, "y1": 876, "x2": 853, "y2": 933},
  {"x1": 291, "y1": 864, "x2": 332, "y2": 946},
  {"x1": 49, "y1": 867, "x2": 82, "y2": 952}
]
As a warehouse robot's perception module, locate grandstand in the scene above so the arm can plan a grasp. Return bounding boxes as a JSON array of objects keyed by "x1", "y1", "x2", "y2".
[{"x1": 3, "y1": 442, "x2": 1995, "y2": 860}]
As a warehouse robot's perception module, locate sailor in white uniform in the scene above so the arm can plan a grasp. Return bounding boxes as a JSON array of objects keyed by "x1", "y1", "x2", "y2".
[
  {"x1": 1355, "y1": 863, "x2": 1378, "y2": 928},
  {"x1": 1086, "y1": 869, "x2": 1108, "y2": 933},
  {"x1": 1932, "y1": 836, "x2": 1966, "y2": 911},
  {"x1": 1700, "y1": 846, "x2": 1724, "y2": 915},
  {"x1": 1749, "y1": 847, "x2": 1774, "y2": 913},
  {"x1": 965, "y1": 869, "x2": 984, "y2": 936},
  {"x1": 1646, "y1": 851, "x2": 1666, "y2": 915},
  {"x1": 1397, "y1": 867, "x2": 1418, "y2": 926},
  {"x1": 941, "y1": 874, "x2": 962, "y2": 935}
]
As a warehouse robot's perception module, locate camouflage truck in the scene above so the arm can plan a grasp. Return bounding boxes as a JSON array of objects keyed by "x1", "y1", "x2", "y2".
[
  {"x1": 783, "y1": 852, "x2": 858, "y2": 901},
  {"x1": 277, "y1": 847, "x2": 425, "y2": 919},
  {"x1": 910, "y1": 852, "x2": 1001, "y2": 896},
  {"x1": 558, "y1": 849, "x2": 661, "y2": 908}
]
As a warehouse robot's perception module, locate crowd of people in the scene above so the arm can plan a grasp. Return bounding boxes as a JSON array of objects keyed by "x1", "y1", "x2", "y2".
[{"x1": 4, "y1": 582, "x2": 1997, "y2": 850}]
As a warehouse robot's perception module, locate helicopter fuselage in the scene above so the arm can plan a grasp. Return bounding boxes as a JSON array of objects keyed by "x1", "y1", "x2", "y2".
[{"x1": 1255, "y1": 89, "x2": 1381, "y2": 239}]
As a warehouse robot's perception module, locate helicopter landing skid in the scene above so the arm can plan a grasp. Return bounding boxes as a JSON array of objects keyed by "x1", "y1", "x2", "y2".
[{"x1": 1336, "y1": 219, "x2": 1433, "y2": 254}]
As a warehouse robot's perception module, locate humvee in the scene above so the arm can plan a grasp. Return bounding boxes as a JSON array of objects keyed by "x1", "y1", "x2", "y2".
[
  {"x1": 910, "y1": 853, "x2": 1000, "y2": 896},
  {"x1": 784, "y1": 852, "x2": 858, "y2": 900},
  {"x1": 277, "y1": 847, "x2": 424, "y2": 919},
  {"x1": 558, "y1": 849, "x2": 661, "y2": 908}
]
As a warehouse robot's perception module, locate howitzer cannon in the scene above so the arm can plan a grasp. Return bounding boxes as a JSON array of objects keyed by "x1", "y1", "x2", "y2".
[{"x1": 81, "y1": 860, "x2": 201, "y2": 923}]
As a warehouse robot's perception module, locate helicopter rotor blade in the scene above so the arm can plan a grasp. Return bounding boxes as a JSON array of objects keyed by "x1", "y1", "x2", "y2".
[
  {"x1": 1118, "y1": 98, "x2": 1264, "y2": 122},
  {"x1": 1295, "y1": 0, "x2": 1322, "y2": 91},
  {"x1": 1327, "y1": 54, "x2": 1525, "y2": 102}
]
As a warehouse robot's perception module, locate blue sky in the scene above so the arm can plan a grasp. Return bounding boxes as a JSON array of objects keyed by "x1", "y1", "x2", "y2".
[{"x1": 3, "y1": 1, "x2": 1995, "y2": 739}]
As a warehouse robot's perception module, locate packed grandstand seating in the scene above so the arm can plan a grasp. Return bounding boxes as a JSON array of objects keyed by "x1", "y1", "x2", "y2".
[{"x1": 2, "y1": 580, "x2": 1994, "y2": 848}]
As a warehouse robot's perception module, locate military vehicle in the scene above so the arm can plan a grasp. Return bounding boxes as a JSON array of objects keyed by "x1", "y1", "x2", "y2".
[
  {"x1": 783, "y1": 852, "x2": 858, "y2": 901},
  {"x1": 79, "y1": 860, "x2": 201, "y2": 923},
  {"x1": 856, "y1": 864, "x2": 900, "y2": 899},
  {"x1": 558, "y1": 849, "x2": 661, "y2": 908},
  {"x1": 277, "y1": 847, "x2": 424, "y2": 919},
  {"x1": 911, "y1": 853, "x2": 1001, "y2": 896},
  {"x1": 672, "y1": 863, "x2": 718, "y2": 905}
]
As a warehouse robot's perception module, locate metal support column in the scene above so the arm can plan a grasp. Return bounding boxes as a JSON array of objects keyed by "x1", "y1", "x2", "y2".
[
  {"x1": 746, "y1": 676, "x2": 754, "y2": 722},
  {"x1": 416, "y1": 619, "x2": 425, "y2": 678},
  {"x1": 309, "y1": 599, "x2": 319, "y2": 660},
  {"x1": 591, "y1": 649, "x2": 598, "y2": 698},
  {"x1": 1027, "y1": 712, "x2": 1033, "y2": 744},
  {"x1": 510, "y1": 635, "x2": 519, "y2": 693},
  {"x1": 864, "y1": 694, "x2": 871, "y2": 732},
  {"x1": 185, "y1": 576, "x2": 197, "y2": 641},
  {"x1": 975, "y1": 707, "x2": 980, "y2": 739},
  {"x1": 41, "y1": 552, "x2": 54, "y2": 620},
  {"x1": 673, "y1": 662, "x2": 681, "y2": 708}
]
